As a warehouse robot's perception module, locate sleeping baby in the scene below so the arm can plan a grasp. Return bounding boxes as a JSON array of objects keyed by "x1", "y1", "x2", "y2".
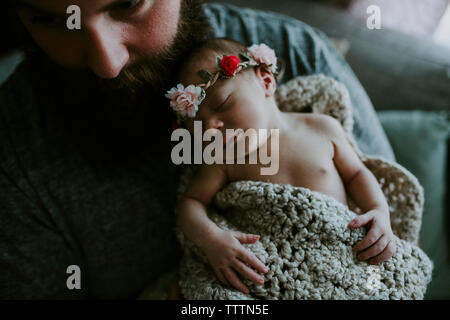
[{"x1": 165, "y1": 38, "x2": 396, "y2": 295}]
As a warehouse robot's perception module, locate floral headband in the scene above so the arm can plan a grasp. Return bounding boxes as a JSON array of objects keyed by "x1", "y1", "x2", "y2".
[{"x1": 165, "y1": 43, "x2": 278, "y2": 121}]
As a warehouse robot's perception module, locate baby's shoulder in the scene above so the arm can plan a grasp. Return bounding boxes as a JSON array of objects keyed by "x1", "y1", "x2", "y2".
[{"x1": 292, "y1": 113, "x2": 344, "y2": 137}]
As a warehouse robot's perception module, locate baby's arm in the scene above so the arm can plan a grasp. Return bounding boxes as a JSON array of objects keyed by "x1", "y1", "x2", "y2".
[
  {"x1": 319, "y1": 116, "x2": 396, "y2": 264},
  {"x1": 176, "y1": 164, "x2": 267, "y2": 294},
  {"x1": 177, "y1": 164, "x2": 227, "y2": 247}
]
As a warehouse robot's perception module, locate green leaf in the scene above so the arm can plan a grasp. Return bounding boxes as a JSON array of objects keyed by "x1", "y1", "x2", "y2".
[
  {"x1": 239, "y1": 52, "x2": 252, "y2": 62},
  {"x1": 216, "y1": 56, "x2": 222, "y2": 69},
  {"x1": 197, "y1": 69, "x2": 213, "y2": 82},
  {"x1": 198, "y1": 88, "x2": 206, "y2": 104}
]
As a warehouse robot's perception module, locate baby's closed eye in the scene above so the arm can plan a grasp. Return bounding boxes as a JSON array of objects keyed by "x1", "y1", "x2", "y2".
[{"x1": 212, "y1": 94, "x2": 231, "y2": 112}]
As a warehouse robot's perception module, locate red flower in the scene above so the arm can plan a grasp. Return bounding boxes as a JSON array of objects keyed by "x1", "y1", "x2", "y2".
[{"x1": 220, "y1": 55, "x2": 240, "y2": 77}]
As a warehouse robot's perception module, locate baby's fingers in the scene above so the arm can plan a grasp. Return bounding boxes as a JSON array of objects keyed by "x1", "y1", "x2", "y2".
[
  {"x1": 357, "y1": 234, "x2": 390, "y2": 261},
  {"x1": 233, "y1": 259, "x2": 265, "y2": 285},
  {"x1": 369, "y1": 239, "x2": 396, "y2": 264},
  {"x1": 238, "y1": 250, "x2": 268, "y2": 275},
  {"x1": 232, "y1": 231, "x2": 260, "y2": 244},
  {"x1": 349, "y1": 212, "x2": 374, "y2": 229},
  {"x1": 353, "y1": 226, "x2": 382, "y2": 253},
  {"x1": 215, "y1": 268, "x2": 231, "y2": 287},
  {"x1": 223, "y1": 268, "x2": 249, "y2": 294}
]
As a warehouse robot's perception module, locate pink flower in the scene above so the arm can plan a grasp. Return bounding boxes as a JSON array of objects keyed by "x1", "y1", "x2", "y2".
[
  {"x1": 248, "y1": 43, "x2": 277, "y2": 73},
  {"x1": 165, "y1": 84, "x2": 205, "y2": 118}
]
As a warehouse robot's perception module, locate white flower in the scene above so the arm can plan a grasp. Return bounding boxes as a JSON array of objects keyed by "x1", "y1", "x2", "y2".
[
  {"x1": 248, "y1": 43, "x2": 278, "y2": 73},
  {"x1": 165, "y1": 84, "x2": 204, "y2": 118}
]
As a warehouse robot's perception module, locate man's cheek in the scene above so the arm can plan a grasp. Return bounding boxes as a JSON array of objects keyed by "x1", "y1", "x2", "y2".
[{"x1": 133, "y1": 0, "x2": 181, "y2": 52}]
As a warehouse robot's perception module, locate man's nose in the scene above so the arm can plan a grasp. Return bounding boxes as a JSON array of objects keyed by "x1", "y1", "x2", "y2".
[{"x1": 84, "y1": 21, "x2": 130, "y2": 79}]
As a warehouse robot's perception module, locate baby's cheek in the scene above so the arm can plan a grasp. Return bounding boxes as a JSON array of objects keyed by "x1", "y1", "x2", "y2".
[{"x1": 242, "y1": 108, "x2": 266, "y2": 129}]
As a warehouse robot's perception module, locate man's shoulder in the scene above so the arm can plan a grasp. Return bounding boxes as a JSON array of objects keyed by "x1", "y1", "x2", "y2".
[
  {"x1": 202, "y1": 3, "x2": 327, "y2": 81},
  {"x1": 0, "y1": 53, "x2": 34, "y2": 114},
  {"x1": 203, "y1": 2, "x2": 318, "y2": 39},
  {"x1": 0, "y1": 55, "x2": 43, "y2": 165},
  {"x1": 203, "y1": 2, "x2": 289, "y2": 22},
  {"x1": 0, "y1": 50, "x2": 25, "y2": 87},
  {"x1": 0, "y1": 56, "x2": 37, "y2": 122}
]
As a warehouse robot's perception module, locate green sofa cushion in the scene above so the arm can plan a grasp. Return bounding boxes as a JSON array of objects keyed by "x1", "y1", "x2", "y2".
[{"x1": 377, "y1": 110, "x2": 450, "y2": 299}]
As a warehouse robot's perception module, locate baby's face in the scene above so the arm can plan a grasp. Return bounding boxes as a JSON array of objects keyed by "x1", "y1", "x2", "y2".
[{"x1": 183, "y1": 69, "x2": 271, "y2": 149}]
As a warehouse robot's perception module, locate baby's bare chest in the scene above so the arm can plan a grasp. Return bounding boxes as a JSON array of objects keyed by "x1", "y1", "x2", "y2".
[{"x1": 227, "y1": 131, "x2": 338, "y2": 187}]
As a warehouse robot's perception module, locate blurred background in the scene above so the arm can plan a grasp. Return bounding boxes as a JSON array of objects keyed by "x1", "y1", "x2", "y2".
[
  {"x1": 214, "y1": 0, "x2": 450, "y2": 299},
  {"x1": 216, "y1": 0, "x2": 450, "y2": 112}
]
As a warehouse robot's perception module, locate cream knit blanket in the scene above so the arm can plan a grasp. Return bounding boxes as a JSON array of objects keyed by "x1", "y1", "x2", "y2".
[
  {"x1": 177, "y1": 179, "x2": 432, "y2": 299},
  {"x1": 141, "y1": 75, "x2": 433, "y2": 300}
]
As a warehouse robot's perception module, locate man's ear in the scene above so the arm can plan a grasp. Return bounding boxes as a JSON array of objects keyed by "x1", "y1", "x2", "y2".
[{"x1": 254, "y1": 66, "x2": 276, "y2": 97}]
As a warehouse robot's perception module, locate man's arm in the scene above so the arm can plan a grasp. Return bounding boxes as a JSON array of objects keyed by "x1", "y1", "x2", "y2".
[{"x1": 204, "y1": 3, "x2": 395, "y2": 160}]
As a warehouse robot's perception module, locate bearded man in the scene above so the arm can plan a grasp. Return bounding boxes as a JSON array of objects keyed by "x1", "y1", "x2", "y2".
[{"x1": 0, "y1": 0, "x2": 394, "y2": 299}]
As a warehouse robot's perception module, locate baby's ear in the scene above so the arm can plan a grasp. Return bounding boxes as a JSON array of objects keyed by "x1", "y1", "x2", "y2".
[{"x1": 254, "y1": 66, "x2": 277, "y2": 97}]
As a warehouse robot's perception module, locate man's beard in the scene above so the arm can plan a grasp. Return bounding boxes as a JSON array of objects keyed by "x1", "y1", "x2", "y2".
[
  {"x1": 56, "y1": 0, "x2": 210, "y2": 101},
  {"x1": 98, "y1": 0, "x2": 211, "y2": 97},
  {"x1": 29, "y1": 0, "x2": 211, "y2": 158}
]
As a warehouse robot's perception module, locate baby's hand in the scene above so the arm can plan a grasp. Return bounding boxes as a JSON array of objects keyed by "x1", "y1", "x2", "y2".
[
  {"x1": 348, "y1": 209, "x2": 397, "y2": 264},
  {"x1": 200, "y1": 229, "x2": 268, "y2": 294}
]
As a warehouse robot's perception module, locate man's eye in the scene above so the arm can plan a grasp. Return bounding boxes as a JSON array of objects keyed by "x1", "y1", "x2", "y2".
[
  {"x1": 109, "y1": 0, "x2": 146, "y2": 19},
  {"x1": 115, "y1": 0, "x2": 143, "y2": 11}
]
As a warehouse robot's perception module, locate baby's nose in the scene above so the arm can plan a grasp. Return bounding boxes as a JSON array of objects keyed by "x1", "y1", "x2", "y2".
[{"x1": 205, "y1": 118, "x2": 224, "y2": 132}]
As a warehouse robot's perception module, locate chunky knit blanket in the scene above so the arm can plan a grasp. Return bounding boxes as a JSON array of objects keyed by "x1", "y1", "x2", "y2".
[{"x1": 143, "y1": 75, "x2": 433, "y2": 300}]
